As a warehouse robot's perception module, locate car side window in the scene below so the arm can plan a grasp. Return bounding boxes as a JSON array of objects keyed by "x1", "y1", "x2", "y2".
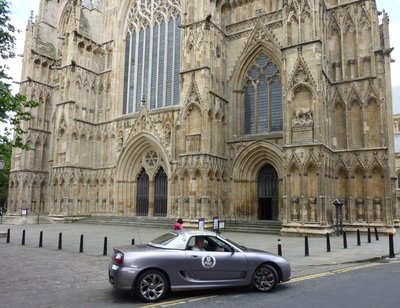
[
  {"x1": 186, "y1": 237, "x2": 195, "y2": 250},
  {"x1": 204, "y1": 236, "x2": 229, "y2": 252},
  {"x1": 185, "y1": 236, "x2": 231, "y2": 252}
]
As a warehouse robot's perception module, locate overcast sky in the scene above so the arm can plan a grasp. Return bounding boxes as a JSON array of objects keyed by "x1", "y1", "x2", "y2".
[{"x1": 5, "y1": 0, "x2": 400, "y2": 92}]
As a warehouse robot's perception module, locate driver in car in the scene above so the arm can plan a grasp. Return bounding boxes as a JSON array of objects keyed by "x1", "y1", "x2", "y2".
[
  {"x1": 192, "y1": 236, "x2": 206, "y2": 251},
  {"x1": 192, "y1": 236, "x2": 224, "y2": 252}
]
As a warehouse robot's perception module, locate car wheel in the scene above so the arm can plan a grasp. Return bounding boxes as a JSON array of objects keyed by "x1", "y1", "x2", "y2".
[
  {"x1": 135, "y1": 270, "x2": 169, "y2": 303},
  {"x1": 252, "y1": 264, "x2": 278, "y2": 292}
]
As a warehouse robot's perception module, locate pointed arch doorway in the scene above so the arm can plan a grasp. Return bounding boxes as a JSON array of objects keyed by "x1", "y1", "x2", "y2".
[
  {"x1": 136, "y1": 169, "x2": 149, "y2": 216},
  {"x1": 258, "y1": 164, "x2": 279, "y2": 220},
  {"x1": 154, "y1": 168, "x2": 168, "y2": 216}
]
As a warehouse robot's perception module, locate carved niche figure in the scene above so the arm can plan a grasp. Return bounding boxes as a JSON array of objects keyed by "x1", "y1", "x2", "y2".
[
  {"x1": 291, "y1": 196, "x2": 300, "y2": 221},
  {"x1": 356, "y1": 198, "x2": 365, "y2": 221},
  {"x1": 292, "y1": 108, "x2": 313, "y2": 126},
  {"x1": 373, "y1": 198, "x2": 382, "y2": 221}
]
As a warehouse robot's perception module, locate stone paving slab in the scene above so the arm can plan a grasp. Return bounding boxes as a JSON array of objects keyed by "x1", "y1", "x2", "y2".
[{"x1": 1, "y1": 223, "x2": 399, "y2": 277}]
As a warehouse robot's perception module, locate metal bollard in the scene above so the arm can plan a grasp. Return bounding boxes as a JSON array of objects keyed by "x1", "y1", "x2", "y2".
[
  {"x1": 389, "y1": 234, "x2": 395, "y2": 259},
  {"x1": 79, "y1": 234, "x2": 84, "y2": 253},
  {"x1": 357, "y1": 229, "x2": 361, "y2": 246},
  {"x1": 343, "y1": 231, "x2": 348, "y2": 249},
  {"x1": 367, "y1": 228, "x2": 371, "y2": 243},
  {"x1": 6, "y1": 228, "x2": 10, "y2": 243},
  {"x1": 326, "y1": 233, "x2": 331, "y2": 252},
  {"x1": 277, "y1": 239, "x2": 282, "y2": 256},
  {"x1": 103, "y1": 237, "x2": 108, "y2": 256},
  {"x1": 22, "y1": 230, "x2": 25, "y2": 245},
  {"x1": 305, "y1": 236, "x2": 309, "y2": 256},
  {"x1": 39, "y1": 231, "x2": 43, "y2": 248},
  {"x1": 58, "y1": 232, "x2": 62, "y2": 250},
  {"x1": 374, "y1": 227, "x2": 379, "y2": 241}
]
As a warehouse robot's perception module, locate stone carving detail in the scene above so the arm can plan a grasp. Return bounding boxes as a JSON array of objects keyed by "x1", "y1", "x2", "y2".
[
  {"x1": 356, "y1": 198, "x2": 365, "y2": 221},
  {"x1": 290, "y1": 51, "x2": 315, "y2": 88},
  {"x1": 308, "y1": 197, "x2": 317, "y2": 222},
  {"x1": 292, "y1": 108, "x2": 313, "y2": 126},
  {"x1": 144, "y1": 151, "x2": 158, "y2": 168},
  {"x1": 187, "y1": 89, "x2": 201, "y2": 107},
  {"x1": 291, "y1": 196, "x2": 300, "y2": 221},
  {"x1": 373, "y1": 198, "x2": 382, "y2": 221},
  {"x1": 186, "y1": 24, "x2": 204, "y2": 50},
  {"x1": 127, "y1": 0, "x2": 181, "y2": 28},
  {"x1": 82, "y1": 0, "x2": 101, "y2": 10},
  {"x1": 294, "y1": 65, "x2": 310, "y2": 84},
  {"x1": 226, "y1": 10, "x2": 282, "y2": 35}
]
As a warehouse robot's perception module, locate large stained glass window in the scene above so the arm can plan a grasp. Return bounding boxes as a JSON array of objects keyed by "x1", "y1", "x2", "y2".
[
  {"x1": 123, "y1": 0, "x2": 181, "y2": 114},
  {"x1": 244, "y1": 53, "x2": 282, "y2": 134}
]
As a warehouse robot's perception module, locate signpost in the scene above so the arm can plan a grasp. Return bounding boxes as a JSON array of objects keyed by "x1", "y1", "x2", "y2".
[
  {"x1": 332, "y1": 199, "x2": 343, "y2": 236},
  {"x1": 198, "y1": 218, "x2": 205, "y2": 231}
]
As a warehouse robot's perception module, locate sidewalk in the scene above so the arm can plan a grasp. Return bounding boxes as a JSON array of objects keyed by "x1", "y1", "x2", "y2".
[{"x1": 1, "y1": 222, "x2": 399, "y2": 278}]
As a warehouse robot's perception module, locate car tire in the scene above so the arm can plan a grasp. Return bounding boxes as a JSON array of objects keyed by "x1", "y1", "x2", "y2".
[
  {"x1": 135, "y1": 270, "x2": 169, "y2": 302},
  {"x1": 252, "y1": 264, "x2": 278, "y2": 292}
]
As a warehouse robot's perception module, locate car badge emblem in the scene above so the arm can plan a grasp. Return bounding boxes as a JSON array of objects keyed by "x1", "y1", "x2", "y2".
[{"x1": 201, "y1": 255, "x2": 216, "y2": 269}]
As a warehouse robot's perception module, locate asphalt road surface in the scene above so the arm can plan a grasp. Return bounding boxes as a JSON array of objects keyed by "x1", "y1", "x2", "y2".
[{"x1": 172, "y1": 261, "x2": 400, "y2": 308}]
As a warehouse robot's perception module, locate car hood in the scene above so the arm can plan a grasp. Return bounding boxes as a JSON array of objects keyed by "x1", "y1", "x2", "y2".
[
  {"x1": 246, "y1": 248, "x2": 290, "y2": 263},
  {"x1": 247, "y1": 248, "x2": 269, "y2": 253}
]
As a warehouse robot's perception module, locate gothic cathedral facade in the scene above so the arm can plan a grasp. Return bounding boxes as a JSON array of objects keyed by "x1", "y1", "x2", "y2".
[{"x1": 8, "y1": 0, "x2": 398, "y2": 234}]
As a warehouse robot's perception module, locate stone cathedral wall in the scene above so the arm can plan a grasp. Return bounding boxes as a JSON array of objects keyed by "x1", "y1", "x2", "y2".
[{"x1": 7, "y1": 0, "x2": 398, "y2": 234}]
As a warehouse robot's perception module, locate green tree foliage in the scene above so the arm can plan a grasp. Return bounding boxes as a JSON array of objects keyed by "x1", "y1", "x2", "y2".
[
  {"x1": 1, "y1": 0, "x2": 40, "y2": 149},
  {"x1": 0, "y1": 141, "x2": 11, "y2": 210},
  {"x1": 1, "y1": 0, "x2": 41, "y2": 209}
]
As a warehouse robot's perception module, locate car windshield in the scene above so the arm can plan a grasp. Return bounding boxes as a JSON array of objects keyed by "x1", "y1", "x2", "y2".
[
  {"x1": 219, "y1": 235, "x2": 249, "y2": 251},
  {"x1": 149, "y1": 233, "x2": 177, "y2": 246}
]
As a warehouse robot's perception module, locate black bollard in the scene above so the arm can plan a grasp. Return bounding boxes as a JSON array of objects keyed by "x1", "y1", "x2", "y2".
[
  {"x1": 305, "y1": 236, "x2": 309, "y2": 256},
  {"x1": 103, "y1": 237, "x2": 108, "y2": 256},
  {"x1": 389, "y1": 234, "x2": 395, "y2": 259},
  {"x1": 58, "y1": 232, "x2": 62, "y2": 250},
  {"x1": 22, "y1": 230, "x2": 25, "y2": 245},
  {"x1": 357, "y1": 229, "x2": 361, "y2": 246},
  {"x1": 79, "y1": 234, "x2": 84, "y2": 253},
  {"x1": 367, "y1": 228, "x2": 371, "y2": 243},
  {"x1": 39, "y1": 231, "x2": 43, "y2": 248},
  {"x1": 374, "y1": 227, "x2": 379, "y2": 241},
  {"x1": 132, "y1": 238, "x2": 135, "y2": 245},
  {"x1": 326, "y1": 233, "x2": 331, "y2": 252},
  {"x1": 6, "y1": 228, "x2": 10, "y2": 243},
  {"x1": 277, "y1": 239, "x2": 282, "y2": 256},
  {"x1": 343, "y1": 231, "x2": 348, "y2": 249}
]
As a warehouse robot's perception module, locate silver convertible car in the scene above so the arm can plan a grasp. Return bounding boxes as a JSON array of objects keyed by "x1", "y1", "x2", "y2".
[{"x1": 108, "y1": 230, "x2": 291, "y2": 302}]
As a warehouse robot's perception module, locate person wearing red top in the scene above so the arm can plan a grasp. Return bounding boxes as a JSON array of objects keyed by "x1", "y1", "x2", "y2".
[{"x1": 173, "y1": 218, "x2": 184, "y2": 230}]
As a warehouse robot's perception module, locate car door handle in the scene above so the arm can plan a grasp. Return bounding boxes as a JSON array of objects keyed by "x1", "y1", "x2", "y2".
[{"x1": 191, "y1": 255, "x2": 199, "y2": 258}]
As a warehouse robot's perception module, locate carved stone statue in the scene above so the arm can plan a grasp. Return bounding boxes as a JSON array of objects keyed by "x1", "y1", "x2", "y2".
[{"x1": 292, "y1": 108, "x2": 313, "y2": 126}]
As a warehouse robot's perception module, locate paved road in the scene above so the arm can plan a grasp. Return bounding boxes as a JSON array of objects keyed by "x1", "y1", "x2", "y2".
[{"x1": 0, "y1": 222, "x2": 399, "y2": 307}]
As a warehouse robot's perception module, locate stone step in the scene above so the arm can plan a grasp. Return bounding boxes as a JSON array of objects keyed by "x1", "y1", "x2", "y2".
[
  {"x1": 1, "y1": 214, "x2": 282, "y2": 235},
  {"x1": 1, "y1": 215, "x2": 53, "y2": 225},
  {"x1": 79, "y1": 216, "x2": 282, "y2": 234}
]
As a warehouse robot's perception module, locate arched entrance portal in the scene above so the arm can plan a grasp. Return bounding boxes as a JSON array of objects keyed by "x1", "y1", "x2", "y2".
[
  {"x1": 154, "y1": 168, "x2": 168, "y2": 216},
  {"x1": 258, "y1": 164, "x2": 279, "y2": 220},
  {"x1": 136, "y1": 169, "x2": 149, "y2": 216}
]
